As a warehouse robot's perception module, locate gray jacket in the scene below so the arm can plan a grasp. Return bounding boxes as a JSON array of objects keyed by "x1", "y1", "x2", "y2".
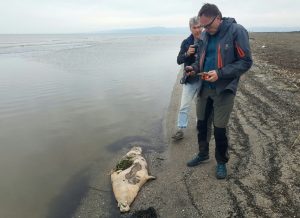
[{"x1": 192, "y1": 17, "x2": 253, "y2": 95}]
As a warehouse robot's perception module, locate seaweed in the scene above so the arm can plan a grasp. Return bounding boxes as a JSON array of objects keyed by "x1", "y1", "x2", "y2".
[{"x1": 115, "y1": 157, "x2": 134, "y2": 171}]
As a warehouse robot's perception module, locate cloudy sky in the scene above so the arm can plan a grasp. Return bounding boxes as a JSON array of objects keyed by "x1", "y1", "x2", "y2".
[{"x1": 1, "y1": 0, "x2": 299, "y2": 33}]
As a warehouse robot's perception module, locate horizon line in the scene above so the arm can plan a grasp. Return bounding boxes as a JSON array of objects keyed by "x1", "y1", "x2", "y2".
[{"x1": 0, "y1": 26, "x2": 299, "y2": 35}]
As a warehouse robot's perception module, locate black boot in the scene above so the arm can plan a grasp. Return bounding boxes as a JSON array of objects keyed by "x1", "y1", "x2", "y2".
[
  {"x1": 187, "y1": 121, "x2": 210, "y2": 167},
  {"x1": 187, "y1": 97, "x2": 213, "y2": 167},
  {"x1": 187, "y1": 148, "x2": 209, "y2": 167}
]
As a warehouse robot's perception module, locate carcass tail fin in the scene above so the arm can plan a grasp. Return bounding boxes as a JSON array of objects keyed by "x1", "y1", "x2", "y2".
[{"x1": 147, "y1": 175, "x2": 156, "y2": 180}]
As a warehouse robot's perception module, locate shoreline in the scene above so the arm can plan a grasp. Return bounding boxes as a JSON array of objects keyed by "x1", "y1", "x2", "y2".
[{"x1": 73, "y1": 32, "x2": 300, "y2": 218}]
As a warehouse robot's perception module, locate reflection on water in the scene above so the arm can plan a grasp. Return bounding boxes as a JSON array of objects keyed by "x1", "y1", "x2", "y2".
[{"x1": 0, "y1": 34, "x2": 184, "y2": 217}]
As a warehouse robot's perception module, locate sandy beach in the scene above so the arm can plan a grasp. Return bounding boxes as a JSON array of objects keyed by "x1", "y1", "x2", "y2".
[{"x1": 74, "y1": 32, "x2": 300, "y2": 218}]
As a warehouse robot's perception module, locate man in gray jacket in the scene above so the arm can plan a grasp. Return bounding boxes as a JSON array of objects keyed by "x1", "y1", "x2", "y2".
[{"x1": 186, "y1": 3, "x2": 252, "y2": 179}]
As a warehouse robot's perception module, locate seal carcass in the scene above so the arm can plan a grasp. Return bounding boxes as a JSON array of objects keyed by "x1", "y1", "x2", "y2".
[{"x1": 111, "y1": 146, "x2": 156, "y2": 212}]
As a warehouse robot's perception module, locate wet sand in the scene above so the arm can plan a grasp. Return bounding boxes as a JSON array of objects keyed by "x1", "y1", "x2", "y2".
[{"x1": 74, "y1": 32, "x2": 300, "y2": 218}]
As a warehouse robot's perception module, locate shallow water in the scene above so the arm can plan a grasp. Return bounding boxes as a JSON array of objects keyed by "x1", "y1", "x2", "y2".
[{"x1": 0, "y1": 34, "x2": 184, "y2": 217}]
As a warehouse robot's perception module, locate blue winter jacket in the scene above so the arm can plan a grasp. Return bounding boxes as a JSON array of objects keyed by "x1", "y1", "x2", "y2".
[
  {"x1": 191, "y1": 17, "x2": 253, "y2": 94},
  {"x1": 177, "y1": 34, "x2": 199, "y2": 83}
]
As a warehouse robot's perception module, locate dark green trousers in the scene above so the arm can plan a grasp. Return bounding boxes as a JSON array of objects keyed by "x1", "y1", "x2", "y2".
[{"x1": 196, "y1": 87, "x2": 235, "y2": 163}]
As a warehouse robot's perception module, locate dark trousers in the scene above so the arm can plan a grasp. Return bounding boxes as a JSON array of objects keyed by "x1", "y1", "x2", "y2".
[{"x1": 196, "y1": 88, "x2": 234, "y2": 163}]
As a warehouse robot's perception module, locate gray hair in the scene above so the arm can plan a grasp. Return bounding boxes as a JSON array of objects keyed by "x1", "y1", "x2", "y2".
[{"x1": 189, "y1": 16, "x2": 200, "y2": 28}]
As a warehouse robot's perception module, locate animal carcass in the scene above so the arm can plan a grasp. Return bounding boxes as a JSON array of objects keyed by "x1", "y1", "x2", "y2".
[{"x1": 111, "y1": 146, "x2": 156, "y2": 212}]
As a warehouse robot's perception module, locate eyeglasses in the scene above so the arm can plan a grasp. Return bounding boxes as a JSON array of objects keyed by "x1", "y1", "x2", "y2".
[{"x1": 201, "y1": 16, "x2": 217, "y2": 29}]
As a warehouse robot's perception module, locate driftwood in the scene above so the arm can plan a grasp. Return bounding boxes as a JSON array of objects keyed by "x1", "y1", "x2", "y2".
[{"x1": 111, "y1": 146, "x2": 156, "y2": 212}]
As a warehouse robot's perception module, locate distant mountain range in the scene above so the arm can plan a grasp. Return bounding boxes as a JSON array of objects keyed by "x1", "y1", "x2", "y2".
[
  {"x1": 98, "y1": 27, "x2": 189, "y2": 34},
  {"x1": 248, "y1": 27, "x2": 300, "y2": 32},
  {"x1": 97, "y1": 26, "x2": 300, "y2": 34}
]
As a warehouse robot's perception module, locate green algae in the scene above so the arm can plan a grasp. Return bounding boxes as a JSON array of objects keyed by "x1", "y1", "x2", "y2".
[{"x1": 115, "y1": 156, "x2": 134, "y2": 171}]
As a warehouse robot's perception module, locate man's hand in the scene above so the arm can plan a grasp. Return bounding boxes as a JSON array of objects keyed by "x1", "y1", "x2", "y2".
[
  {"x1": 185, "y1": 66, "x2": 195, "y2": 76},
  {"x1": 186, "y1": 45, "x2": 195, "y2": 56},
  {"x1": 206, "y1": 70, "x2": 219, "y2": 82}
]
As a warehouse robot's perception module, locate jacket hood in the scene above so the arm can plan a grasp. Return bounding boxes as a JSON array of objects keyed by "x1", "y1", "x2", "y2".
[{"x1": 218, "y1": 17, "x2": 236, "y2": 37}]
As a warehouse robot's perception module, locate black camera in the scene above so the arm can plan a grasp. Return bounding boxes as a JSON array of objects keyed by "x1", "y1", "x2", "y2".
[{"x1": 190, "y1": 44, "x2": 198, "y2": 54}]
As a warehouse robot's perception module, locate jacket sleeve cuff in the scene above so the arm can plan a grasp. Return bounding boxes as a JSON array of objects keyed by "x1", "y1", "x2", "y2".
[{"x1": 217, "y1": 69, "x2": 223, "y2": 79}]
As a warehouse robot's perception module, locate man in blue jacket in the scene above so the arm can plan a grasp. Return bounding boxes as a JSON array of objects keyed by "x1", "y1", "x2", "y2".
[
  {"x1": 186, "y1": 3, "x2": 252, "y2": 179},
  {"x1": 172, "y1": 17, "x2": 213, "y2": 141}
]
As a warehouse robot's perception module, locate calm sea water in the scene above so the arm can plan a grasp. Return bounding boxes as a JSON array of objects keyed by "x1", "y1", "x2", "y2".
[{"x1": 0, "y1": 34, "x2": 184, "y2": 218}]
